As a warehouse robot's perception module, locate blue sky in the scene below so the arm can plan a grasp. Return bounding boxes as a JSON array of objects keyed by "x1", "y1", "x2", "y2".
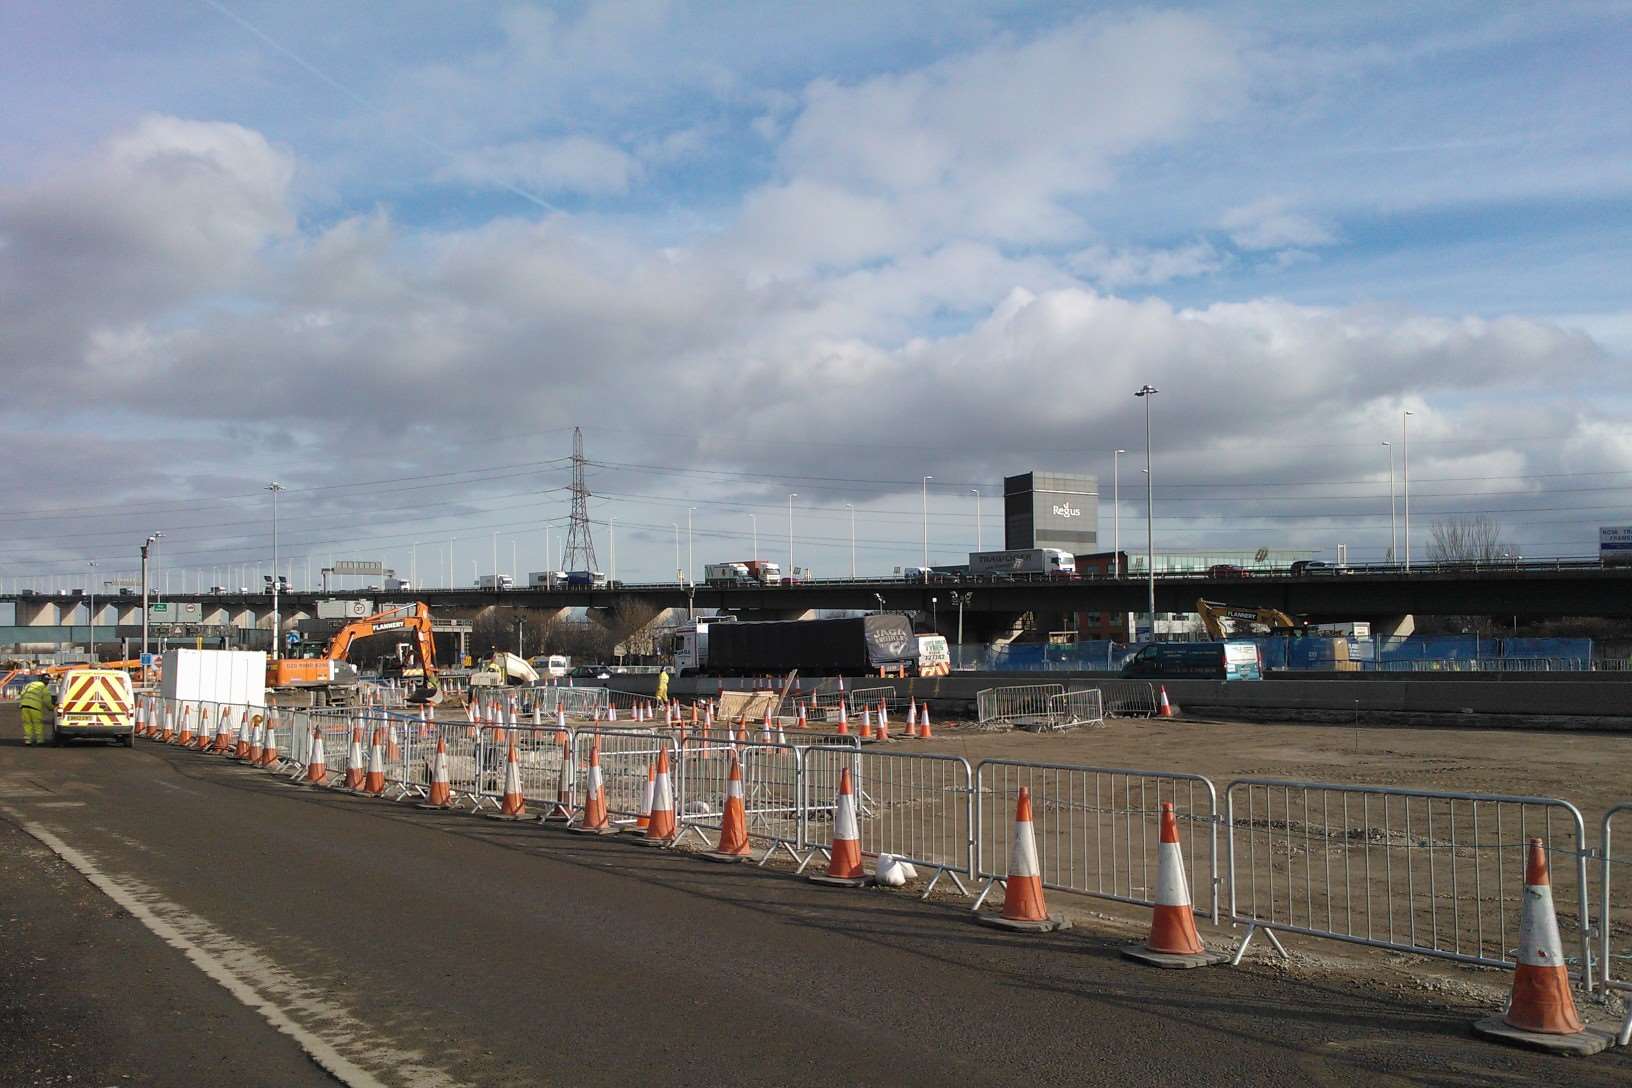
[{"x1": 1, "y1": 2, "x2": 1629, "y2": 587}]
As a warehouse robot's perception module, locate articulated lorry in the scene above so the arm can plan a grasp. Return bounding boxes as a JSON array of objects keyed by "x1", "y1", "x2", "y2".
[{"x1": 668, "y1": 614, "x2": 920, "y2": 676}]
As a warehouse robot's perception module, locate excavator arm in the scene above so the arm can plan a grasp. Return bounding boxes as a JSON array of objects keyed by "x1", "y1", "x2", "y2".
[
  {"x1": 1195, "y1": 599, "x2": 1306, "y2": 638},
  {"x1": 272, "y1": 602, "x2": 441, "y2": 704}
]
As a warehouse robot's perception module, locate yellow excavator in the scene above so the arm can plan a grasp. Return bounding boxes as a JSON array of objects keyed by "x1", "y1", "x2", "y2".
[
  {"x1": 268, "y1": 602, "x2": 443, "y2": 704},
  {"x1": 1195, "y1": 599, "x2": 1308, "y2": 639}
]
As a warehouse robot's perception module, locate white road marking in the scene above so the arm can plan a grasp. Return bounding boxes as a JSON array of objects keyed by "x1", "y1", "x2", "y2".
[{"x1": 12, "y1": 816, "x2": 467, "y2": 1088}]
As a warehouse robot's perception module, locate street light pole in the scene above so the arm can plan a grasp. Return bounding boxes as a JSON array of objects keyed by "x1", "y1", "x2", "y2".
[
  {"x1": 750, "y1": 514, "x2": 758, "y2": 562},
  {"x1": 1402, "y1": 410, "x2": 1414, "y2": 571},
  {"x1": 673, "y1": 524, "x2": 682, "y2": 583},
  {"x1": 687, "y1": 507, "x2": 695, "y2": 586},
  {"x1": 1136, "y1": 385, "x2": 1159, "y2": 637},
  {"x1": 970, "y1": 489, "x2": 981, "y2": 552},
  {"x1": 87, "y1": 561, "x2": 95, "y2": 660},
  {"x1": 609, "y1": 516, "x2": 616, "y2": 583},
  {"x1": 787, "y1": 494, "x2": 798, "y2": 575},
  {"x1": 846, "y1": 504, "x2": 855, "y2": 577},
  {"x1": 1383, "y1": 441, "x2": 1396, "y2": 563},
  {"x1": 1113, "y1": 449, "x2": 1125, "y2": 578},
  {"x1": 266, "y1": 482, "x2": 284, "y2": 660},
  {"x1": 921, "y1": 476, "x2": 933, "y2": 567},
  {"x1": 140, "y1": 535, "x2": 156, "y2": 666}
]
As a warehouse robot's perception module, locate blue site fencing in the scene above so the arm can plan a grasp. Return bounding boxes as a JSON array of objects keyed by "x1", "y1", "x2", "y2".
[{"x1": 960, "y1": 636, "x2": 1599, "y2": 673}]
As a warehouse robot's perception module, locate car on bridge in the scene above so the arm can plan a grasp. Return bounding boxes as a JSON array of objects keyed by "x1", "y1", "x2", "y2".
[{"x1": 1207, "y1": 564, "x2": 1249, "y2": 579}]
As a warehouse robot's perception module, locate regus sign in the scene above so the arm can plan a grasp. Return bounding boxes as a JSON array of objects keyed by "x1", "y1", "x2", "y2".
[{"x1": 1052, "y1": 503, "x2": 1081, "y2": 519}]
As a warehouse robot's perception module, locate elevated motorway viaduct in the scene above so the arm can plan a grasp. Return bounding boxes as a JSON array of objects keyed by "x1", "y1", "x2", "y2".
[{"x1": 13, "y1": 562, "x2": 1632, "y2": 629}]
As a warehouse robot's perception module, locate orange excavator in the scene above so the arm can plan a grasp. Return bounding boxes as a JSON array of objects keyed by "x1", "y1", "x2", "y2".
[{"x1": 268, "y1": 602, "x2": 443, "y2": 705}]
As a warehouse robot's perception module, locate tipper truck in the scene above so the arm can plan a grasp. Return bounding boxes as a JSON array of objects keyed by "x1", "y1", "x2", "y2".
[{"x1": 668, "y1": 615, "x2": 919, "y2": 676}]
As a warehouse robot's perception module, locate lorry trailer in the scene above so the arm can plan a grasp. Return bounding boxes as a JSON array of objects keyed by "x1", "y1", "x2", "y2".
[{"x1": 668, "y1": 615, "x2": 920, "y2": 676}]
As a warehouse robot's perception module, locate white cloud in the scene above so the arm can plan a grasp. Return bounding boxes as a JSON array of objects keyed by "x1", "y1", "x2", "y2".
[
  {"x1": 1069, "y1": 240, "x2": 1225, "y2": 288},
  {"x1": 1221, "y1": 196, "x2": 1339, "y2": 250},
  {"x1": 441, "y1": 135, "x2": 640, "y2": 195}
]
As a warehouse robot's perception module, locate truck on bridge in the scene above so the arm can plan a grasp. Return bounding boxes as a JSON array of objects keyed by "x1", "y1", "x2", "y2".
[
  {"x1": 704, "y1": 562, "x2": 753, "y2": 586},
  {"x1": 967, "y1": 548, "x2": 1076, "y2": 579}
]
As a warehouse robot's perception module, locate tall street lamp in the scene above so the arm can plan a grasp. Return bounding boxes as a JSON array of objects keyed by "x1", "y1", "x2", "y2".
[
  {"x1": 266, "y1": 482, "x2": 284, "y2": 659},
  {"x1": 1382, "y1": 441, "x2": 1397, "y2": 564},
  {"x1": 87, "y1": 561, "x2": 96, "y2": 660},
  {"x1": 970, "y1": 489, "x2": 982, "y2": 552},
  {"x1": 749, "y1": 514, "x2": 758, "y2": 562},
  {"x1": 140, "y1": 534, "x2": 159, "y2": 666},
  {"x1": 1402, "y1": 410, "x2": 1414, "y2": 571},
  {"x1": 1135, "y1": 385, "x2": 1159, "y2": 637},
  {"x1": 787, "y1": 494, "x2": 798, "y2": 575},
  {"x1": 1113, "y1": 449, "x2": 1125, "y2": 578},
  {"x1": 921, "y1": 476, "x2": 933, "y2": 567},
  {"x1": 608, "y1": 516, "x2": 616, "y2": 583},
  {"x1": 846, "y1": 504, "x2": 856, "y2": 577},
  {"x1": 687, "y1": 507, "x2": 696, "y2": 585},
  {"x1": 672, "y1": 524, "x2": 682, "y2": 583}
]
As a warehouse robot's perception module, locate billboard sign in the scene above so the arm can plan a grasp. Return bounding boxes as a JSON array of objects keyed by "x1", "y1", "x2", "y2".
[
  {"x1": 1601, "y1": 526, "x2": 1632, "y2": 565},
  {"x1": 331, "y1": 560, "x2": 384, "y2": 576}
]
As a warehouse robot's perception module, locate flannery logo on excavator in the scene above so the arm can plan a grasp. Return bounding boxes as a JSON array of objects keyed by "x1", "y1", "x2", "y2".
[{"x1": 59, "y1": 672, "x2": 131, "y2": 724}]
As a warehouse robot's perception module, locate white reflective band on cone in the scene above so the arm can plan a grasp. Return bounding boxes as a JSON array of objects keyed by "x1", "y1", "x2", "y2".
[
  {"x1": 1517, "y1": 884, "x2": 1566, "y2": 967},
  {"x1": 1009, "y1": 820, "x2": 1040, "y2": 879},
  {"x1": 1155, "y1": 841, "x2": 1191, "y2": 906}
]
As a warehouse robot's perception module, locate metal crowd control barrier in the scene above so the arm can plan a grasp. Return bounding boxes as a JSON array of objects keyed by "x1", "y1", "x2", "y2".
[
  {"x1": 975, "y1": 684, "x2": 1065, "y2": 730},
  {"x1": 1226, "y1": 779, "x2": 1592, "y2": 976},
  {"x1": 1042, "y1": 689, "x2": 1106, "y2": 731},
  {"x1": 535, "y1": 686, "x2": 610, "y2": 718},
  {"x1": 572, "y1": 728, "x2": 676, "y2": 831},
  {"x1": 973, "y1": 760, "x2": 1218, "y2": 919},
  {"x1": 847, "y1": 686, "x2": 903, "y2": 713},
  {"x1": 676, "y1": 737, "x2": 805, "y2": 864},
  {"x1": 1095, "y1": 681, "x2": 1157, "y2": 718},
  {"x1": 471, "y1": 725, "x2": 572, "y2": 809},
  {"x1": 1600, "y1": 803, "x2": 1632, "y2": 1045},
  {"x1": 800, "y1": 746, "x2": 975, "y2": 897}
]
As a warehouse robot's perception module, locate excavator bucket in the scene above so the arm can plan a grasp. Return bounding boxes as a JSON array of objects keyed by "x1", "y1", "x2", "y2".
[{"x1": 407, "y1": 683, "x2": 443, "y2": 706}]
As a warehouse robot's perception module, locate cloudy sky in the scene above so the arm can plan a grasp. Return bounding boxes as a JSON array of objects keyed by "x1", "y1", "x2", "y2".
[{"x1": 2, "y1": 1, "x2": 1629, "y2": 591}]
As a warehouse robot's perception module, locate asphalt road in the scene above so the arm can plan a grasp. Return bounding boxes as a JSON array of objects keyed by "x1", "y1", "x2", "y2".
[{"x1": 1, "y1": 704, "x2": 1626, "y2": 1087}]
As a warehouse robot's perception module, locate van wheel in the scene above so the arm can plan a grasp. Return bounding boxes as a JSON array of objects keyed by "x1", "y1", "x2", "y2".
[{"x1": 121, "y1": 735, "x2": 134, "y2": 747}]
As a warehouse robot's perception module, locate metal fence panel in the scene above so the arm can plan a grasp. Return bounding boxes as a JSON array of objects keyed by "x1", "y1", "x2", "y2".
[
  {"x1": 676, "y1": 737, "x2": 804, "y2": 862},
  {"x1": 801, "y1": 746, "x2": 975, "y2": 896},
  {"x1": 1096, "y1": 681, "x2": 1157, "y2": 718},
  {"x1": 572, "y1": 728, "x2": 675, "y2": 830},
  {"x1": 1599, "y1": 803, "x2": 1632, "y2": 1044},
  {"x1": 975, "y1": 684, "x2": 1065, "y2": 729},
  {"x1": 1226, "y1": 779, "x2": 1592, "y2": 976},
  {"x1": 974, "y1": 760, "x2": 1218, "y2": 920},
  {"x1": 1042, "y1": 689, "x2": 1106, "y2": 731}
]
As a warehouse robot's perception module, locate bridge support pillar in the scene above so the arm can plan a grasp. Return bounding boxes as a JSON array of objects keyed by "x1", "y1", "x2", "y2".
[{"x1": 1373, "y1": 614, "x2": 1415, "y2": 641}]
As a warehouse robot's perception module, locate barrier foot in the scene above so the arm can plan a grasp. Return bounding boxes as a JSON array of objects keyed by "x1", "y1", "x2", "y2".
[
  {"x1": 1617, "y1": 1004, "x2": 1631, "y2": 1048},
  {"x1": 1471, "y1": 1017, "x2": 1613, "y2": 1056},
  {"x1": 1230, "y1": 925, "x2": 1290, "y2": 965},
  {"x1": 759, "y1": 842, "x2": 802, "y2": 869},
  {"x1": 1264, "y1": 928, "x2": 1289, "y2": 959},
  {"x1": 970, "y1": 878, "x2": 999, "y2": 913}
]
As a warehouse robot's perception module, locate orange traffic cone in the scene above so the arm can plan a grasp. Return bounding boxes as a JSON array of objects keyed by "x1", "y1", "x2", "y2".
[
  {"x1": 259, "y1": 714, "x2": 279, "y2": 768},
  {"x1": 417, "y1": 735, "x2": 453, "y2": 808},
  {"x1": 797, "y1": 704, "x2": 808, "y2": 730},
  {"x1": 160, "y1": 704, "x2": 176, "y2": 744},
  {"x1": 212, "y1": 707, "x2": 234, "y2": 754},
  {"x1": 303, "y1": 727, "x2": 327, "y2": 786},
  {"x1": 875, "y1": 702, "x2": 890, "y2": 742},
  {"x1": 919, "y1": 704, "x2": 934, "y2": 739},
  {"x1": 1472, "y1": 837, "x2": 1609, "y2": 1053},
  {"x1": 342, "y1": 724, "x2": 366, "y2": 790},
  {"x1": 1124, "y1": 802, "x2": 1219, "y2": 965},
  {"x1": 542, "y1": 733, "x2": 573, "y2": 821},
  {"x1": 634, "y1": 748, "x2": 677, "y2": 846},
  {"x1": 977, "y1": 787, "x2": 1067, "y2": 932},
  {"x1": 836, "y1": 703, "x2": 848, "y2": 735},
  {"x1": 702, "y1": 753, "x2": 751, "y2": 863},
  {"x1": 246, "y1": 714, "x2": 264, "y2": 765},
  {"x1": 809, "y1": 767, "x2": 868, "y2": 887},
  {"x1": 860, "y1": 707, "x2": 874, "y2": 740},
  {"x1": 234, "y1": 710, "x2": 253, "y2": 760},
  {"x1": 905, "y1": 700, "x2": 918, "y2": 738},
  {"x1": 1158, "y1": 686, "x2": 1176, "y2": 718},
  {"x1": 629, "y1": 762, "x2": 656, "y2": 834},
  {"x1": 362, "y1": 726, "x2": 386, "y2": 796},
  {"x1": 387, "y1": 722, "x2": 401, "y2": 762},
  {"x1": 568, "y1": 740, "x2": 615, "y2": 835},
  {"x1": 488, "y1": 738, "x2": 529, "y2": 820}
]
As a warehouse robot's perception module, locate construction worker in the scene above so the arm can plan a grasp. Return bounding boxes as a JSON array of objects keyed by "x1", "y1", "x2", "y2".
[{"x1": 20, "y1": 675, "x2": 51, "y2": 746}]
